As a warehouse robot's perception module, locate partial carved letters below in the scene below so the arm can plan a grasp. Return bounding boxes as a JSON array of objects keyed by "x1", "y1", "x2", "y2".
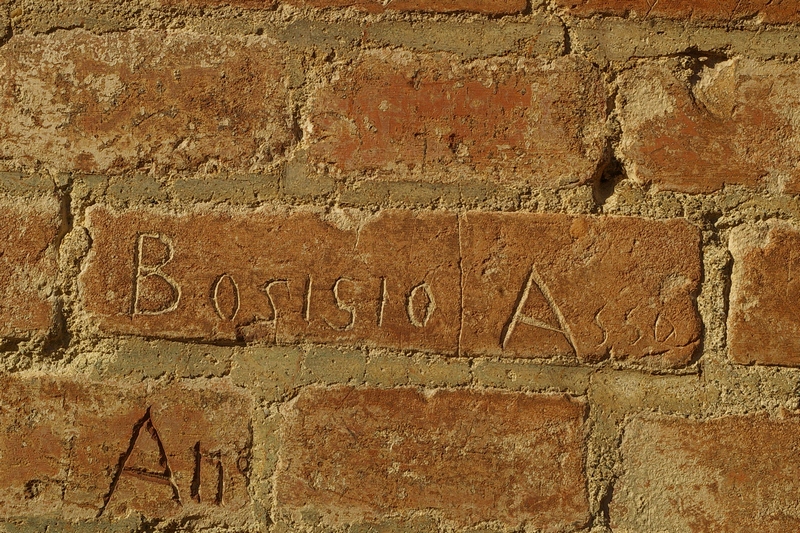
[
  {"x1": 0, "y1": 377, "x2": 252, "y2": 521},
  {"x1": 82, "y1": 208, "x2": 702, "y2": 368}
]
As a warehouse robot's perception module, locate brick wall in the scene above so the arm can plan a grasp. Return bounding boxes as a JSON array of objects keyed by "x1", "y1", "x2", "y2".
[{"x1": 1, "y1": 0, "x2": 799, "y2": 531}]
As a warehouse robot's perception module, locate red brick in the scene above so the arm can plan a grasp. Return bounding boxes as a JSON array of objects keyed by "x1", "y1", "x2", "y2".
[
  {"x1": 728, "y1": 222, "x2": 800, "y2": 366},
  {"x1": 80, "y1": 207, "x2": 461, "y2": 353},
  {"x1": 276, "y1": 386, "x2": 589, "y2": 529},
  {"x1": 161, "y1": 0, "x2": 524, "y2": 11},
  {"x1": 556, "y1": 0, "x2": 800, "y2": 23},
  {"x1": 0, "y1": 197, "x2": 60, "y2": 341},
  {"x1": 611, "y1": 414, "x2": 800, "y2": 532},
  {"x1": 285, "y1": 0, "x2": 525, "y2": 14},
  {"x1": 460, "y1": 213, "x2": 702, "y2": 368},
  {"x1": 0, "y1": 30, "x2": 293, "y2": 175},
  {"x1": 306, "y1": 51, "x2": 606, "y2": 187},
  {"x1": 0, "y1": 376, "x2": 251, "y2": 520},
  {"x1": 160, "y1": 0, "x2": 278, "y2": 7},
  {"x1": 618, "y1": 59, "x2": 800, "y2": 194}
]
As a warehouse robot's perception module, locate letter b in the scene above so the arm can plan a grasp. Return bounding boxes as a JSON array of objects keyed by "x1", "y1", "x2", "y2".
[{"x1": 131, "y1": 234, "x2": 181, "y2": 315}]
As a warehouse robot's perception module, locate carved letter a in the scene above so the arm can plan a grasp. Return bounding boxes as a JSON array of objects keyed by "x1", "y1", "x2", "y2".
[
  {"x1": 98, "y1": 407, "x2": 181, "y2": 517},
  {"x1": 501, "y1": 264, "x2": 578, "y2": 355}
]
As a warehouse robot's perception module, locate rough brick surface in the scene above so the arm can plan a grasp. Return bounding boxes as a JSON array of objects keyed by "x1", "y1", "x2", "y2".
[
  {"x1": 81, "y1": 207, "x2": 703, "y2": 367},
  {"x1": 618, "y1": 59, "x2": 800, "y2": 193},
  {"x1": 0, "y1": 30, "x2": 293, "y2": 175},
  {"x1": 286, "y1": 0, "x2": 525, "y2": 13},
  {"x1": 461, "y1": 213, "x2": 702, "y2": 368},
  {"x1": 80, "y1": 207, "x2": 461, "y2": 353},
  {"x1": 611, "y1": 414, "x2": 800, "y2": 532},
  {"x1": 276, "y1": 386, "x2": 589, "y2": 530},
  {"x1": 0, "y1": 376, "x2": 251, "y2": 520},
  {"x1": 306, "y1": 51, "x2": 607, "y2": 187},
  {"x1": 163, "y1": 0, "x2": 524, "y2": 11},
  {"x1": 557, "y1": 0, "x2": 800, "y2": 23},
  {"x1": 0, "y1": 197, "x2": 60, "y2": 342},
  {"x1": 728, "y1": 221, "x2": 800, "y2": 366},
  {"x1": 161, "y1": 0, "x2": 278, "y2": 7}
]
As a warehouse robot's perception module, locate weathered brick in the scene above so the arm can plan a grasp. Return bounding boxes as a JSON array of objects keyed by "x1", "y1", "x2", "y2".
[
  {"x1": 160, "y1": 0, "x2": 278, "y2": 7},
  {"x1": 276, "y1": 386, "x2": 588, "y2": 529},
  {"x1": 285, "y1": 0, "x2": 525, "y2": 14},
  {"x1": 80, "y1": 207, "x2": 461, "y2": 353},
  {"x1": 0, "y1": 30, "x2": 293, "y2": 175},
  {"x1": 161, "y1": 0, "x2": 524, "y2": 11},
  {"x1": 0, "y1": 197, "x2": 60, "y2": 342},
  {"x1": 619, "y1": 59, "x2": 800, "y2": 194},
  {"x1": 306, "y1": 51, "x2": 606, "y2": 187},
  {"x1": 0, "y1": 377, "x2": 251, "y2": 520},
  {"x1": 611, "y1": 414, "x2": 800, "y2": 532},
  {"x1": 556, "y1": 0, "x2": 800, "y2": 23},
  {"x1": 728, "y1": 221, "x2": 800, "y2": 366},
  {"x1": 461, "y1": 213, "x2": 702, "y2": 368},
  {"x1": 81, "y1": 207, "x2": 703, "y2": 366}
]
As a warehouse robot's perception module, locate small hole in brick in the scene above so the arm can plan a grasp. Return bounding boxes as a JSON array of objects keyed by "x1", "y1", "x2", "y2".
[{"x1": 593, "y1": 155, "x2": 626, "y2": 208}]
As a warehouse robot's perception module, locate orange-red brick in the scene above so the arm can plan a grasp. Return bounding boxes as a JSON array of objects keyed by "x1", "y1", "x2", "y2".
[
  {"x1": 618, "y1": 59, "x2": 800, "y2": 193},
  {"x1": 81, "y1": 208, "x2": 703, "y2": 367},
  {"x1": 80, "y1": 207, "x2": 462, "y2": 353},
  {"x1": 556, "y1": 0, "x2": 800, "y2": 23},
  {"x1": 461, "y1": 213, "x2": 702, "y2": 368},
  {"x1": 0, "y1": 377, "x2": 251, "y2": 520},
  {"x1": 285, "y1": 0, "x2": 525, "y2": 14},
  {"x1": 160, "y1": 0, "x2": 278, "y2": 7},
  {"x1": 162, "y1": 0, "x2": 524, "y2": 12},
  {"x1": 0, "y1": 30, "x2": 293, "y2": 175},
  {"x1": 0, "y1": 197, "x2": 60, "y2": 341},
  {"x1": 276, "y1": 386, "x2": 589, "y2": 529},
  {"x1": 611, "y1": 414, "x2": 800, "y2": 531},
  {"x1": 728, "y1": 222, "x2": 800, "y2": 366},
  {"x1": 307, "y1": 51, "x2": 606, "y2": 187}
]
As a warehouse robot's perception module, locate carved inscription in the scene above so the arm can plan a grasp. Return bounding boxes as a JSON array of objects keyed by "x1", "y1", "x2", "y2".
[
  {"x1": 99, "y1": 410, "x2": 237, "y2": 517},
  {"x1": 83, "y1": 208, "x2": 461, "y2": 353},
  {"x1": 501, "y1": 265, "x2": 578, "y2": 354},
  {"x1": 407, "y1": 282, "x2": 436, "y2": 328},
  {"x1": 460, "y1": 212, "x2": 702, "y2": 368},
  {"x1": 132, "y1": 234, "x2": 181, "y2": 316},
  {"x1": 0, "y1": 377, "x2": 252, "y2": 521},
  {"x1": 212, "y1": 274, "x2": 240, "y2": 321},
  {"x1": 100, "y1": 408, "x2": 181, "y2": 517},
  {"x1": 191, "y1": 442, "x2": 224, "y2": 505},
  {"x1": 83, "y1": 208, "x2": 701, "y2": 367},
  {"x1": 328, "y1": 278, "x2": 356, "y2": 331},
  {"x1": 377, "y1": 277, "x2": 388, "y2": 327}
]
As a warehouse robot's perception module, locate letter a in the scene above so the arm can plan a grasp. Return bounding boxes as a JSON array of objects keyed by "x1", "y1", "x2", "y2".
[
  {"x1": 132, "y1": 234, "x2": 181, "y2": 315},
  {"x1": 98, "y1": 407, "x2": 181, "y2": 517},
  {"x1": 501, "y1": 265, "x2": 578, "y2": 355}
]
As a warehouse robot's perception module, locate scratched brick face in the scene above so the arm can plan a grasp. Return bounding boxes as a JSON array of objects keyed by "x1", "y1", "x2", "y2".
[
  {"x1": 728, "y1": 221, "x2": 800, "y2": 366},
  {"x1": 0, "y1": 377, "x2": 251, "y2": 521},
  {"x1": 276, "y1": 387, "x2": 589, "y2": 530},
  {"x1": 611, "y1": 414, "x2": 800, "y2": 532},
  {"x1": 80, "y1": 207, "x2": 461, "y2": 353},
  {"x1": 161, "y1": 0, "x2": 278, "y2": 7},
  {"x1": 461, "y1": 213, "x2": 702, "y2": 368},
  {"x1": 556, "y1": 0, "x2": 800, "y2": 23},
  {"x1": 618, "y1": 58, "x2": 800, "y2": 193},
  {"x1": 285, "y1": 0, "x2": 526, "y2": 14},
  {"x1": 0, "y1": 197, "x2": 60, "y2": 342},
  {"x1": 306, "y1": 51, "x2": 606, "y2": 187},
  {"x1": 0, "y1": 30, "x2": 293, "y2": 175}
]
